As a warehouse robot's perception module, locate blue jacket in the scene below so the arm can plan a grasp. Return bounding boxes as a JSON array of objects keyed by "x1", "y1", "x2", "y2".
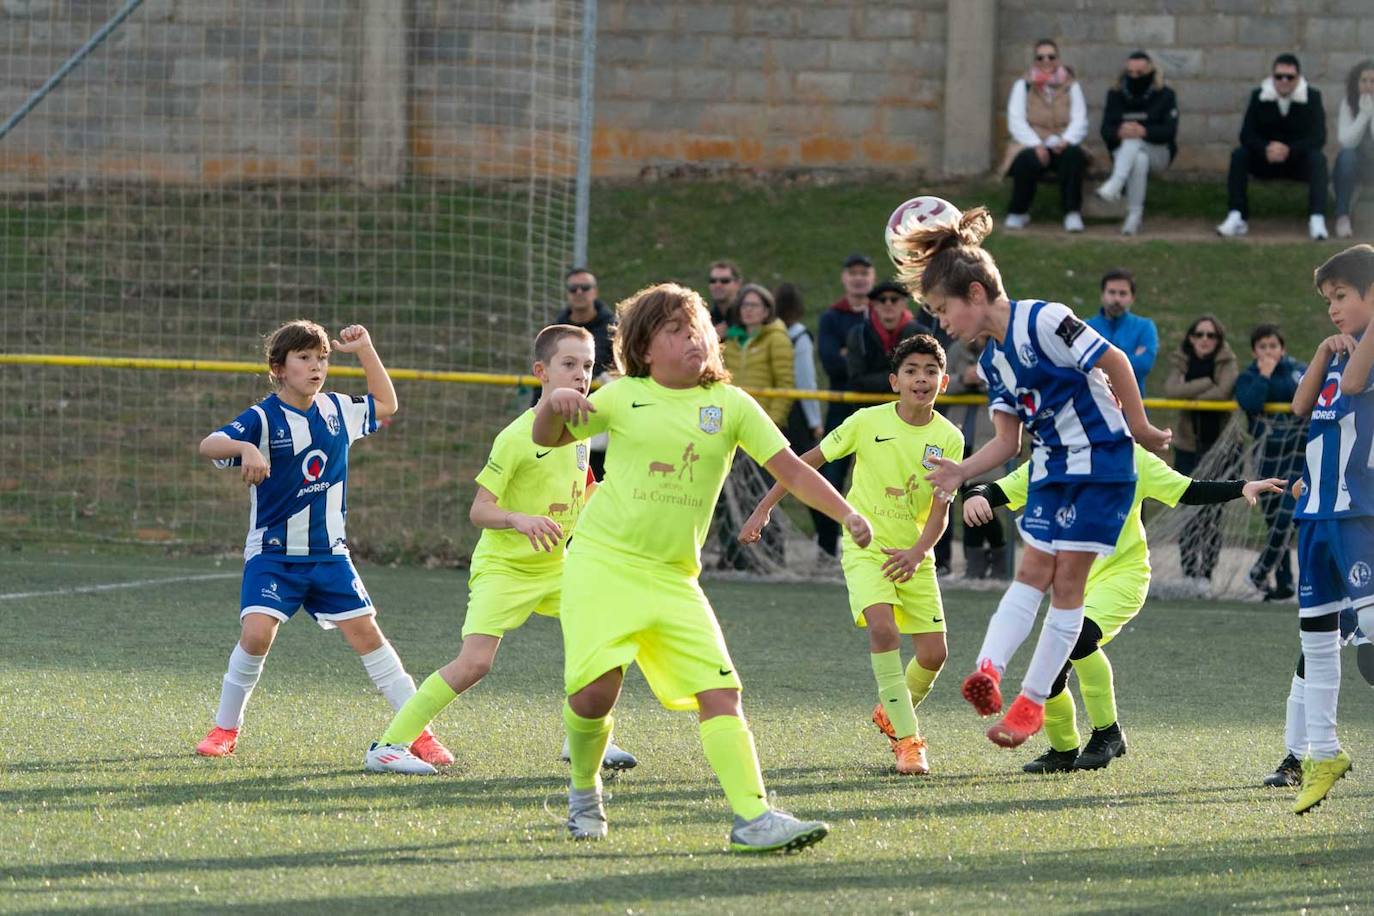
[
  {"x1": 817, "y1": 299, "x2": 868, "y2": 390},
  {"x1": 1087, "y1": 308, "x2": 1158, "y2": 394},
  {"x1": 1235, "y1": 353, "x2": 1308, "y2": 459}
]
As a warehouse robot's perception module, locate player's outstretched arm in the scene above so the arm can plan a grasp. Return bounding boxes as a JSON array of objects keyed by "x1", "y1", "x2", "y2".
[
  {"x1": 469, "y1": 485, "x2": 562, "y2": 552},
  {"x1": 1098, "y1": 347, "x2": 1170, "y2": 452},
  {"x1": 531, "y1": 388, "x2": 593, "y2": 447},
  {"x1": 1176, "y1": 477, "x2": 1284, "y2": 507},
  {"x1": 739, "y1": 446, "x2": 825, "y2": 544},
  {"x1": 925, "y1": 410, "x2": 1021, "y2": 497},
  {"x1": 1341, "y1": 317, "x2": 1374, "y2": 396},
  {"x1": 764, "y1": 448, "x2": 871, "y2": 548},
  {"x1": 198, "y1": 434, "x2": 269, "y2": 485},
  {"x1": 333, "y1": 325, "x2": 398, "y2": 418}
]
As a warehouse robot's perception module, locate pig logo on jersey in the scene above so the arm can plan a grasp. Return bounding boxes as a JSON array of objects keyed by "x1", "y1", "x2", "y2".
[
  {"x1": 699, "y1": 406, "x2": 722, "y2": 435},
  {"x1": 1055, "y1": 504, "x2": 1077, "y2": 529},
  {"x1": 301, "y1": 449, "x2": 328, "y2": 482},
  {"x1": 1349, "y1": 561, "x2": 1371, "y2": 590}
]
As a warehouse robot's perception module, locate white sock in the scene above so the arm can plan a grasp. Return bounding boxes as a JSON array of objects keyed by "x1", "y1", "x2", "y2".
[
  {"x1": 214, "y1": 644, "x2": 267, "y2": 730},
  {"x1": 360, "y1": 641, "x2": 418, "y2": 711},
  {"x1": 977, "y1": 581, "x2": 1045, "y2": 672},
  {"x1": 1021, "y1": 606, "x2": 1084, "y2": 703},
  {"x1": 1285, "y1": 672, "x2": 1307, "y2": 758},
  {"x1": 1300, "y1": 630, "x2": 1341, "y2": 759}
]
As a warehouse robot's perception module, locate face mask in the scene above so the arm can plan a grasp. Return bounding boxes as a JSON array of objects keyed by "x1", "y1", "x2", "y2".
[{"x1": 1125, "y1": 72, "x2": 1153, "y2": 95}]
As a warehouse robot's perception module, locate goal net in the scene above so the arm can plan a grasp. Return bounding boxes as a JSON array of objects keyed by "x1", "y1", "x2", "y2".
[{"x1": 0, "y1": 1, "x2": 586, "y2": 562}]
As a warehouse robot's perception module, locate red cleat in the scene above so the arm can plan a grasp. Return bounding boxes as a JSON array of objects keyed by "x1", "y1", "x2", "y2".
[
  {"x1": 986, "y1": 695, "x2": 1045, "y2": 748},
  {"x1": 410, "y1": 729, "x2": 455, "y2": 767},
  {"x1": 961, "y1": 659, "x2": 1003, "y2": 716},
  {"x1": 195, "y1": 725, "x2": 238, "y2": 757}
]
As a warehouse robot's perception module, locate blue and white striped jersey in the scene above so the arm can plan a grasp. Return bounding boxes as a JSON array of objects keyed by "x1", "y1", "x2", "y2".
[
  {"x1": 211, "y1": 391, "x2": 378, "y2": 562},
  {"x1": 978, "y1": 298, "x2": 1136, "y2": 487},
  {"x1": 1297, "y1": 345, "x2": 1374, "y2": 520}
]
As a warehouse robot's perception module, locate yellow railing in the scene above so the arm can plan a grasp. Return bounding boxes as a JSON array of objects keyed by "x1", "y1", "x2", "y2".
[{"x1": 0, "y1": 352, "x2": 1290, "y2": 412}]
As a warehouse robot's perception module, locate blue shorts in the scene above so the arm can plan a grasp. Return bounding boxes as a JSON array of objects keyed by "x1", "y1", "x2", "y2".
[
  {"x1": 1018, "y1": 480, "x2": 1134, "y2": 557},
  {"x1": 1297, "y1": 517, "x2": 1374, "y2": 620},
  {"x1": 1339, "y1": 606, "x2": 1367, "y2": 646},
  {"x1": 240, "y1": 555, "x2": 374, "y2": 630}
]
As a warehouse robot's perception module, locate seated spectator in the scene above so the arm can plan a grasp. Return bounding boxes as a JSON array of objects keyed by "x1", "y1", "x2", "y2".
[
  {"x1": 1218, "y1": 53, "x2": 1329, "y2": 241},
  {"x1": 1095, "y1": 51, "x2": 1179, "y2": 236},
  {"x1": 1002, "y1": 38, "x2": 1089, "y2": 233},
  {"x1": 1087, "y1": 268, "x2": 1159, "y2": 395},
  {"x1": 722, "y1": 283, "x2": 794, "y2": 426},
  {"x1": 845, "y1": 281, "x2": 922, "y2": 393},
  {"x1": 1334, "y1": 58, "x2": 1374, "y2": 239},
  {"x1": 705, "y1": 260, "x2": 742, "y2": 340},
  {"x1": 1235, "y1": 323, "x2": 1307, "y2": 600},
  {"x1": 1164, "y1": 315, "x2": 1239, "y2": 585}
]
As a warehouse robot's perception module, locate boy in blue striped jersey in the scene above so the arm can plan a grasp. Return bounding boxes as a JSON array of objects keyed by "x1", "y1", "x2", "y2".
[
  {"x1": 1286, "y1": 244, "x2": 1374, "y2": 813},
  {"x1": 193, "y1": 320, "x2": 452, "y2": 767}
]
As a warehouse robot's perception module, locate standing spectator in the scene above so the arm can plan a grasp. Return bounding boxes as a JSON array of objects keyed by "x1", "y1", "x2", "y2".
[
  {"x1": 1087, "y1": 268, "x2": 1159, "y2": 395},
  {"x1": 1334, "y1": 59, "x2": 1374, "y2": 240},
  {"x1": 946, "y1": 336, "x2": 1009, "y2": 580},
  {"x1": 1003, "y1": 38, "x2": 1089, "y2": 233},
  {"x1": 1164, "y1": 315, "x2": 1239, "y2": 585},
  {"x1": 1235, "y1": 324, "x2": 1307, "y2": 600},
  {"x1": 705, "y1": 260, "x2": 742, "y2": 340},
  {"x1": 554, "y1": 267, "x2": 615, "y2": 478},
  {"x1": 1095, "y1": 51, "x2": 1179, "y2": 236},
  {"x1": 845, "y1": 281, "x2": 923, "y2": 393},
  {"x1": 1217, "y1": 53, "x2": 1330, "y2": 241},
  {"x1": 721, "y1": 284, "x2": 794, "y2": 427},
  {"x1": 815, "y1": 252, "x2": 876, "y2": 555},
  {"x1": 775, "y1": 282, "x2": 829, "y2": 546}
]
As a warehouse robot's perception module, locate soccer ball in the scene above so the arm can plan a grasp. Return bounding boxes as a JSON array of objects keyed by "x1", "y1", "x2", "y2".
[{"x1": 884, "y1": 196, "x2": 962, "y2": 267}]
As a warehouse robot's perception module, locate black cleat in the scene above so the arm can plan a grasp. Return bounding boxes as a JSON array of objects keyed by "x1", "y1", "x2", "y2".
[
  {"x1": 1072, "y1": 723, "x2": 1127, "y2": 770},
  {"x1": 1262, "y1": 752, "x2": 1303, "y2": 788},
  {"x1": 1022, "y1": 747, "x2": 1079, "y2": 774}
]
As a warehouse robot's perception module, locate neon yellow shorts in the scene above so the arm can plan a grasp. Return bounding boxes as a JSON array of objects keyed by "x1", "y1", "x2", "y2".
[
  {"x1": 841, "y1": 546, "x2": 945, "y2": 635},
  {"x1": 560, "y1": 549, "x2": 740, "y2": 711},
  {"x1": 461, "y1": 565, "x2": 561, "y2": 639},
  {"x1": 1083, "y1": 573, "x2": 1148, "y2": 646}
]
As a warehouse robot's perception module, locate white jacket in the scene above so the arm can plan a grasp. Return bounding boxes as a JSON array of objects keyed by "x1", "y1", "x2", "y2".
[{"x1": 1338, "y1": 96, "x2": 1374, "y2": 150}]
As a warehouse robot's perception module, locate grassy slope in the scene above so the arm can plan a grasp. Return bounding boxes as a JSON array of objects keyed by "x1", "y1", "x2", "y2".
[{"x1": 2, "y1": 552, "x2": 1370, "y2": 913}]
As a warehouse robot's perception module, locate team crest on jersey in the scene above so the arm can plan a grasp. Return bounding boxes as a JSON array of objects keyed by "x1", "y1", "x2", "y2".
[
  {"x1": 1349, "y1": 561, "x2": 1371, "y2": 590},
  {"x1": 699, "y1": 406, "x2": 723, "y2": 434},
  {"x1": 1017, "y1": 343, "x2": 1039, "y2": 367},
  {"x1": 1055, "y1": 504, "x2": 1077, "y2": 529},
  {"x1": 922, "y1": 444, "x2": 944, "y2": 470},
  {"x1": 575, "y1": 443, "x2": 588, "y2": 471},
  {"x1": 325, "y1": 412, "x2": 342, "y2": 436}
]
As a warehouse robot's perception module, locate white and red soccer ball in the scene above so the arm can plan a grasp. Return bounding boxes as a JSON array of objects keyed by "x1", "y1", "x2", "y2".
[{"x1": 884, "y1": 195, "x2": 962, "y2": 267}]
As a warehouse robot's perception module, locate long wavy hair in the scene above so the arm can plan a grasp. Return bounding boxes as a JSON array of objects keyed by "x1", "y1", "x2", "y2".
[
  {"x1": 612, "y1": 282, "x2": 730, "y2": 386},
  {"x1": 1346, "y1": 58, "x2": 1374, "y2": 114},
  {"x1": 890, "y1": 206, "x2": 1003, "y2": 308}
]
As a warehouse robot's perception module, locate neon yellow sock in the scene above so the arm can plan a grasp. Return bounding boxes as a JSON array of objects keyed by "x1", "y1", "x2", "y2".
[
  {"x1": 378, "y1": 671, "x2": 456, "y2": 746},
  {"x1": 872, "y1": 650, "x2": 918, "y2": 739},
  {"x1": 563, "y1": 701, "x2": 613, "y2": 791},
  {"x1": 699, "y1": 715, "x2": 769, "y2": 820},
  {"x1": 1043, "y1": 689, "x2": 1081, "y2": 752},
  {"x1": 904, "y1": 658, "x2": 941, "y2": 709},
  {"x1": 1074, "y1": 649, "x2": 1118, "y2": 730}
]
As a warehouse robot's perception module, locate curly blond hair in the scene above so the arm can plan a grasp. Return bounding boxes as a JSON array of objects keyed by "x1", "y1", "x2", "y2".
[
  {"x1": 612, "y1": 282, "x2": 731, "y2": 387},
  {"x1": 890, "y1": 206, "x2": 1003, "y2": 306}
]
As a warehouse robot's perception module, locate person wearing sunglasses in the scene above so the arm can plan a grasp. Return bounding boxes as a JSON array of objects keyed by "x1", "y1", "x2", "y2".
[
  {"x1": 1163, "y1": 315, "x2": 1239, "y2": 589},
  {"x1": 1218, "y1": 53, "x2": 1330, "y2": 241},
  {"x1": 705, "y1": 260, "x2": 742, "y2": 340},
  {"x1": 555, "y1": 267, "x2": 616, "y2": 478},
  {"x1": 1002, "y1": 38, "x2": 1089, "y2": 233}
]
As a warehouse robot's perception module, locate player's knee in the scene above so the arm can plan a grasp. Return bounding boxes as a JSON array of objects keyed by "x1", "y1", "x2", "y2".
[
  {"x1": 238, "y1": 615, "x2": 278, "y2": 655},
  {"x1": 697, "y1": 687, "x2": 743, "y2": 721},
  {"x1": 915, "y1": 641, "x2": 947, "y2": 672}
]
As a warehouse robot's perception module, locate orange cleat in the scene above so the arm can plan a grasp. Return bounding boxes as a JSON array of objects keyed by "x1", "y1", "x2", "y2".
[
  {"x1": 962, "y1": 659, "x2": 1003, "y2": 716},
  {"x1": 986, "y1": 695, "x2": 1045, "y2": 748},
  {"x1": 410, "y1": 729, "x2": 455, "y2": 767},
  {"x1": 195, "y1": 725, "x2": 238, "y2": 757},
  {"x1": 893, "y1": 736, "x2": 930, "y2": 775},
  {"x1": 871, "y1": 703, "x2": 898, "y2": 746}
]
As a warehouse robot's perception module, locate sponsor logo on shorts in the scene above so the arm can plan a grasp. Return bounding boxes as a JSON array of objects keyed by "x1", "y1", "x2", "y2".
[
  {"x1": 260, "y1": 579, "x2": 282, "y2": 602},
  {"x1": 1349, "y1": 561, "x2": 1371, "y2": 590},
  {"x1": 699, "y1": 405, "x2": 722, "y2": 435},
  {"x1": 1018, "y1": 342, "x2": 1038, "y2": 367},
  {"x1": 351, "y1": 576, "x2": 370, "y2": 601},
  {"x1": 1055, "y1": 504, "x2": 1078, "y2": 529},
  {"x1": 922, "y1": 444, "x2": 943, "y2": 470}
]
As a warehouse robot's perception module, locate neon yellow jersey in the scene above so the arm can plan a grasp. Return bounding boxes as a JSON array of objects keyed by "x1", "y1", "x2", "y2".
[
  {"x1": 471, "y1": 409, "x2": 591, "y2": 574},
  {"x1": 821, "y1": 403, "x2": 965, "y2": 552},
  {"x1": 995, "y1": 444, "x2": 1189, "y2": 584},
  {"x1": 568, "y1": 376, "x2": 788, "y2": 575}
]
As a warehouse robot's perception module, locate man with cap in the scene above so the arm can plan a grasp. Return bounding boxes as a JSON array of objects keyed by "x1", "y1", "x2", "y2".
[
  {"x1": 844, "y1": 280, "x2": 925, "y2": 393},
  {"x1": 815, "y1": 252, "x2": 877, "y2": 555}
]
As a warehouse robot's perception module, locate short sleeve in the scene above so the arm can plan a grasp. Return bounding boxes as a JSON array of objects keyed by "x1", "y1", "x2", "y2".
[
  {"x1": 335, "y1": 393, "x2": 378, "y2": 442},
  {"x1": 993, "y1": 462, "x2": 1031, "y2": 511},
  {"x1": 732, "y1": 386, "x2": 789, "y2": 464},
  {"x1": 819, "y1": 409, "x2": 861, "y2": 462},
  {"x1": 978, "y1": 359, "x2": 1017, "y2": 417},
  {"x1": 475, "y1": 427, "x2": 519, "y2": 501},
  {"x1": 1033, "y1": 302, "x2": 1109, "y2": 373},
  {"x1": 209, "y1": 406, "x2": 262, "y2": 469},
  {"x1": 566, "y1": 383, "x2": 616, "y2": 441},
  {"x1": 1137, "y1": 447, "x2": 1190, "y2": 508}
]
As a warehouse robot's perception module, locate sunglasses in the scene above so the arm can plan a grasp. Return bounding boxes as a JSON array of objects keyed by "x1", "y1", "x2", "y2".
[
  {"x1": 875, "y1": 295, "x2": 905, "y2": 304},
  {"x1": 1273, "y1": 73, "x2": 1297, "y2": 82},
  {"x1": 1036, "y1": 53, "x2": 1058, "y2": 61},
  {"x1": 1190, "y1": 330, "x2": 1218, "y2": 340},
  {"x1": 708, "y1": 276, "x2": 734, "y2": 285},
  {"x1": 567, "y1": 284, "x2": 593, "y2": 293}
]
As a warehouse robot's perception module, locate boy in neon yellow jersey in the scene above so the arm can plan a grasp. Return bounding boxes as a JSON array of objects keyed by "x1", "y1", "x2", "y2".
[
  {"x1": 533, "y1": 283, "x2": 873, "y2": 852},
  {"x1": 965, "y1": 445, "x2": 1282, "y2": 772},
  {"x1": 364, "y1": 325, "x2": 634, "y2": 774},
  {"x1": 741, "y1": 334, "x2": 963, "y2": 775}
]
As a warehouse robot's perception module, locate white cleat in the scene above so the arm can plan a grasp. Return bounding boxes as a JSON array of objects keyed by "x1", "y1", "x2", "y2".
[
  {"x1": 729, "y1": 808, "x2": 829, "y2": 854},
  {"x1": 561, "y1": 736, "x2": 639, "y2": 772},
  {"x1": 1309, "y1": 214, "x2": 1330, "y2": 241},
  {"x1": 1063, "y1": 212, "x2": 1085, "y2": 233},
  {"x1": 1216, "y1": 210, "x2": 1248, "y2": 237},
  {"x1": 365, "y1": 741, "x2": 437, "y2": 775},
  {"x1": 567, "y1": 787, "x2": 608, "y2": 840},
  {"x1": 1003, "y1": 212, "x2": 1030, "y2": 230}
]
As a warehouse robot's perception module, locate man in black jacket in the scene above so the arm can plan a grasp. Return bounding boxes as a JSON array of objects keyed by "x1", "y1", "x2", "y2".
[
  {"x1": 1095, "y1": 51, "x2": 1179, "y2": 236},
  {"x1": 1217, "y1": 53, "x2": 1330, "y2": 240},
  {"x1": 844, "y1": 281, "x2": 923, "y2": 393},
  {"x1": 555, "y1": 267, "x2": 615, "y2": 477}
]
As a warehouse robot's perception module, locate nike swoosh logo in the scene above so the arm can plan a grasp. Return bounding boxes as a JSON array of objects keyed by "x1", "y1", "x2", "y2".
[
  {"x1": 874, "y1": 436, "x2": 895, "y2": 442},
  {"x1": 718, "y1": 668, "x2": 733, "y2": 676},
  {"x1": 631, "y1": 401, "x2": 653, "y2": 408},
  {"x1": 535, "y1": 450, "x2": 552, "y2": 459},
  {"x1": 931, "y1": 617, "x2": 943, "y2": 623}
]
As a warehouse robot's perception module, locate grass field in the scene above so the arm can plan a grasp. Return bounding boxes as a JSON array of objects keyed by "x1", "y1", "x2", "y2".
[{"x1": 3, "y1": 550, "x2": 1371, "y2": 913}]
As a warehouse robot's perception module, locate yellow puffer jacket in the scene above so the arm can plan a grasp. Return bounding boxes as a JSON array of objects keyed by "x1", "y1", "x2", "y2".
[{"x1": 722, "y1": 318, "x2": 794, "y2": 426}]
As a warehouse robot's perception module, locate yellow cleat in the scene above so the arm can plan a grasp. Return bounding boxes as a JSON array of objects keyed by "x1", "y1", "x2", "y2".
[{"x1": 1293, "y1": 750, "x2": 1352, "y2": 815}]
